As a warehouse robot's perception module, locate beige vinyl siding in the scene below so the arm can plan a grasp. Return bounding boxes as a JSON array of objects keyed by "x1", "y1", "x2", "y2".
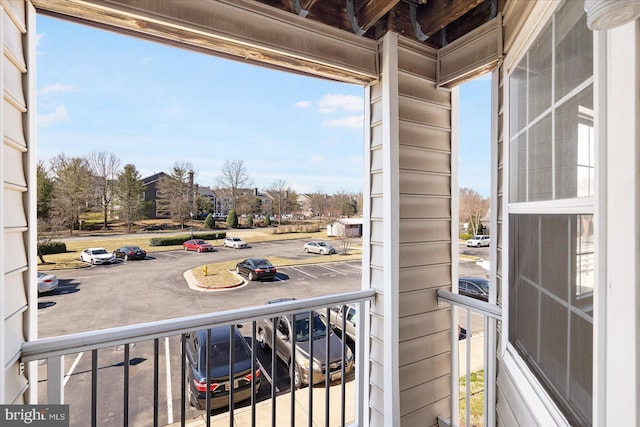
[
  {"x1": 1, "y1": 0, "x2": 32, "y2": 404},
  {"x1": 368, "y1": 32, "x2": 452, "y2": 426}
]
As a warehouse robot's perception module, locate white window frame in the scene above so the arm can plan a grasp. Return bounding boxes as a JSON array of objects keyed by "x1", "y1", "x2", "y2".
[{"x1": 501, "y1": 1, "x2": 598, "y2": 425}]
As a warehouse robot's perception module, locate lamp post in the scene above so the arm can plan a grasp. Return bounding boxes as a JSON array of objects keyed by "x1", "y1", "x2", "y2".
[{"x1": 190, "y1": 211, "x2": 194, "y2": 239}]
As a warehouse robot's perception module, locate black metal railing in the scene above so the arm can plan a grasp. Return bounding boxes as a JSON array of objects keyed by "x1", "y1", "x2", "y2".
[{"x1": 21, "y1": 290, "x2": 375, "y2": 427}]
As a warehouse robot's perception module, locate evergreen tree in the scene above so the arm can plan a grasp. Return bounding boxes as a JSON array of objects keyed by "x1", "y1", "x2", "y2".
[
  {"x1": 204, "y1": 213, "x2": 216, "y2": 229},
  {"x1": 227, "y1": 209, "x2": 239, "y2": 228}
]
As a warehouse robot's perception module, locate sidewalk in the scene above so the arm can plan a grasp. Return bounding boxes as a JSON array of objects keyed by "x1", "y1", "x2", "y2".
[{"x1": 169, "y1": 380, "x2": 356, "y2": 427}]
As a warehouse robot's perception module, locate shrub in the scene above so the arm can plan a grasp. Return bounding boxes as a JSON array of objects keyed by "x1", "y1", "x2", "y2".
[
  {"x1": 38, "y1": 241, "x2": 67, "y2": 255},
  {"x1": 149, "y1": 232, "x2": 226, "y2": 246},
  {"x1": 203, "y1": 214, "x2": 215, "y2": 229},
  {"x1": 247, "y1": 216, "x2": 253, "y2": 227},
  {"x1": 460, "y1": 233, "x2": 473, "y2": 240},
  {"x1": 264, "y1": 215, "x2": 271, "y2": 226},
  {"x1": 227, "y1": 209, "x2": 239, "y2": 228}
]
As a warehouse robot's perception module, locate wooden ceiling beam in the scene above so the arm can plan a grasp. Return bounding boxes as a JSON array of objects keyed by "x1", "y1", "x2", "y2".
[
  {"x1": 417, "y1": 0, "x2": 486, "y2": 37},
  {"x1": 356, "y1": 0, "x2": 401, "y2": 31}
]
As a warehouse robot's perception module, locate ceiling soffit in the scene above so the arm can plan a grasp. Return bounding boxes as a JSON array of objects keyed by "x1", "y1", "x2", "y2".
[{"x1": 31, "y1": 0, "x2": 504, "y2": 84}]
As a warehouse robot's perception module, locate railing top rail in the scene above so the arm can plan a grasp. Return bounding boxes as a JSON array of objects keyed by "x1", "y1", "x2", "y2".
[
  {"x1": 437, "y1": 289, "x2": 502, "y2": 320},
  {"x1": 22, "y1": 289, "x2": 376, "y2": 362}
]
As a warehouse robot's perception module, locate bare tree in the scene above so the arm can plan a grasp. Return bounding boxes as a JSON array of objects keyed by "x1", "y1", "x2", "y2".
[
  {"x1": 459, "y1": 187, "x2": 489, "y2": 236},
  {"x1": 309, "y1": 192, "x2": 328, "y2": 218},
  {"x1": 337, "y1": 223, "x2": 359, "y2": 254},
  {"x1": 267, "y1": 179, "x2": 289, "y2": 226},
  {"x1": 87, "y1": 151, "x2": 121, "y2": 229},
  {"x1": 49, "y1": 154, "x2": 93, "y2": 234},
  {"x1": 116, "y1": 164, "x2": 146, "y2": 233},
  {"x1": 215, "y1": 160, "x2": 252, "y2": 211},
  {"x1": 329, "y1": 190, "x2": 357, "y2": 219},
  {"x1": 157, "y1": 161, "x2": 194, "y2": 228}
]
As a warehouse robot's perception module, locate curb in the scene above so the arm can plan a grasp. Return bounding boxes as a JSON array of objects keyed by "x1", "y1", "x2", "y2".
[{"x1": 183, "y1": 269, "x2": 247, "y2": 292}]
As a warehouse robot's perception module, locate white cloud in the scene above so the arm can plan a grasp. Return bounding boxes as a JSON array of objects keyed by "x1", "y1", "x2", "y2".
[
  {"x1": 295, "y1": 100, "x2": 311, "y2": 108},
  {"x1": 317, "y1": 94, "x2": 363, "y2": 114},
  {"x1": 38, "y1": 105, "x2": 69, "y2": 127},
  {"x1": 309, "y1": 155, "x2": 324, "y2": 163},
  {"x1": 322, "y1": 114, "x2": 363, "y2": 129},
  {"x1": 40, "y1": 83, "x2": 76, "y2": 95}
]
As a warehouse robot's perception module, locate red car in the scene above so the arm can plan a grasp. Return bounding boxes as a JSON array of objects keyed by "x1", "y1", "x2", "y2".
[{"x1": 183, "y1": 239, "x2": 214, "y2": 253}]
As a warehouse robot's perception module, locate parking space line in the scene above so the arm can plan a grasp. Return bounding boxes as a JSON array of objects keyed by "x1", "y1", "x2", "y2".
[
  {"x1": 257, "y1": 360, "x2": 278, "y2": 392},
  {"x1": 339, "y1": 262, "x2": 362, "y2": 271},
  {"x1": 64, "y1": 352, "x2": 84, "y2": 386},
  {"x1": 318, "y1": 265, "x2": 346, "y2": 275},
  {"x1": 288, "y1": 266, "x2": 317, "y2": 279},
  {"x1": 165, "y1": 337, "x2": 173, "y2": 425}
]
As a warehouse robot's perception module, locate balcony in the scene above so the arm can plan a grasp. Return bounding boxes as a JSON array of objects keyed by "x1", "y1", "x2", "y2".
[{"x1": 21, "y1": 288, "x2": 500, "y2": 426}]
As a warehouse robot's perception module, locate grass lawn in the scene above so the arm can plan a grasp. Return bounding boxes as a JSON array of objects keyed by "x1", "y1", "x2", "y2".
[{"x1": 459, "y1": 369, "x2": 485, "y2": 427}]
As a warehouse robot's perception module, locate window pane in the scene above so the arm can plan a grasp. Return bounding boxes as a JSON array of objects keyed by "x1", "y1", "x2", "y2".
[
  {"x1": 510, "y1": 60, "x2": 528, "y2": 137},
  {"x1": 541, "y1": 215, "x2": 569, "y2": 300},
  {"x1": 509, "y1": 213, "x2": 593, "y2": 427},
  {"x1": 528, "y1": 22, "x2": 552, "y2": 121},
  {"x1": 555, "y1": 0, "x2": 593, "y2": 102},
  {"x1": 528, "y1": 114, "x2": 553, "y2": 201},
  {"x1": 509, "y1": 133, "x2": 527, "y2": 202},
  {"x1": 555, "y1": 85, "x2": 594, "y2": 198}
]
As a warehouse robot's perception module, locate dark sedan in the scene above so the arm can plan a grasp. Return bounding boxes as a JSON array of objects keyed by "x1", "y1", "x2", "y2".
[
  {"x1": 235, "y1": 258, "x2": 277, "y2": 281},
  {"x1": 185, "y1": 326, "x2": 261, "y2": 410},
  {"x1": 113, "y1": 245, "x2": 147, "y2": 261},
  {"x1": 458, "y1": 277, "x2": 490, "y2": 301}
]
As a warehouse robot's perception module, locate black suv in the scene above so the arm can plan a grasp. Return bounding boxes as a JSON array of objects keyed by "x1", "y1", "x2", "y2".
[{"x1": 185, "y1": 326, "x2": 261, "y2": 410}]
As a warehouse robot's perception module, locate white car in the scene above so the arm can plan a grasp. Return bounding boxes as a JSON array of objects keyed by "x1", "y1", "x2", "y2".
[
  {"x1": 223, "y1": 237, "x2": 248, "y2": 249},
  {"x1": 80, "y1": 247, "x2": 116, "y2": 265},
  {"x1": 466, "y1": 235, "x2": 490, "y2": 247},
  {"x1": 303, "y1": 241, "x2": 337, "y2": 255},
  {"x1": 37, "y1": 272, "x2": 59, "y2": 294}
]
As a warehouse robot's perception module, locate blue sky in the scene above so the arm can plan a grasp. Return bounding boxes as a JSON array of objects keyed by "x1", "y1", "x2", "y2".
[{"x1": 36, "y1": 15, "x2": 490, "y2": 197}]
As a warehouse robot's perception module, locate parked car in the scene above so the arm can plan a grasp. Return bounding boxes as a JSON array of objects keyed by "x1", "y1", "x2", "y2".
[
  {"x1": 37, "y1": 272, "x2": 59, "y2": 294},
  {"x1": 466, "y1": 235, "x2": 490, "y2": 247},
  {"x1": 80, "y1": 248, "x2": 116, "y2": 265},
  {"x1": 258, "y1": 299, "x2": 353, "y2": 388},
  {"x1": 183, "y1": 239, "x2": 214, "y2": 253},
  {"x1": 235, "y1": 258, "x2": 277, "y2": 281},
  {"x1": 223, "y1": 237, "x2": 248, "y2": 249},
  {"x1": 303, "y1": 241, "x2": 336, "y2": 255},
  {"x1": 140, "y1": 224, "x2": 164, "y2": 231},
  {"x1": 185, "y1": 325, "x2": 261, "y2": 410},
  {"x1": 328, "y1": 304, "x2": 356, "y2": 342},
  {"x1": 112, "y1": 245, "x2": 146, "y2": 261},
  {"x1": 458, "y1": 277, "x2": 490, "y2": 301}
]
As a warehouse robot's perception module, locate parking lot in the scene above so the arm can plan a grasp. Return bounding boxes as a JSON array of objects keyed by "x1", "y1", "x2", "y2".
[
  {"x1": 36, "y1": 238, "x2": 489, "y2": 426},
  {"x1": 36, "y1": 238, "x2": 361, "y2": 426}
]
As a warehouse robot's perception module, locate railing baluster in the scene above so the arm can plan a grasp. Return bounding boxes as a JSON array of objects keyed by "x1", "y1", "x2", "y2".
[
  {"x1": 308, "y1": 310, "x2": 313, "y2": 427},
  {"x1": 154, "y1": 339, "x2": 159, "y2": 427},
  {"x1": 124, "y1": 344, "x2": 130, "y2": 427},
  {"x1": 341, "y1": 305, "x2": 347, "y2": 427},
  {"x1": 251, "y1": 321, "x2": 257, "y2": 427},
  {"x1": 271, "y1": 317, "x2": 277, "y2": 427},
  {"x1": 92, "y1": 349, "x2": 98, "y2": 427},
  {"x1": 325, "y1": 307, "x2": 330, "y2": 427},
  {"x1": 465, "y1": 308, "x2": 471, "y2": 426},
  {"x1": 47, "y1": 355, "x2": 64, "y2": 404},
  {"x1": 229, "y1": 325, "x2": 236, "y2": 426},
  {"x1": 206, "y1": 329, "x2": 211, "y2": 427},
  {"x1": 181, "y1": 334, "x2": 186, "y2": 427},
  {"x1": 290, "y1": 313, "x2": 296, "y2": 427}
]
